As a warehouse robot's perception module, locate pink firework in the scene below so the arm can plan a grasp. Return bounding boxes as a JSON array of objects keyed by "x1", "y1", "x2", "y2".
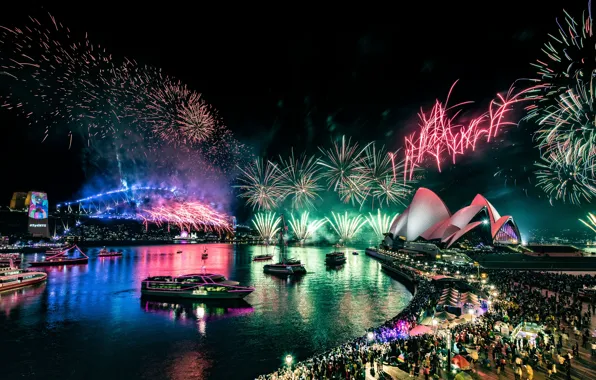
[
  {"x1": 403, "y1": 81, "x2": 542, "y2": 180},
  {"x1": 140, "y1": 201, "x2": 232, "y2": 233}
]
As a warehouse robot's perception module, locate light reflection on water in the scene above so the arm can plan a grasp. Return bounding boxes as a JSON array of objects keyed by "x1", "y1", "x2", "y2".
[{"x1": 0, "y1": 244, "x2": 412, "y2": 379}]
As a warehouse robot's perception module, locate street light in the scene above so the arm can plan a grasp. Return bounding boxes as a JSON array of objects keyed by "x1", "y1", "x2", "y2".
[{"x1": 285, "y1": 354, "x2": 293, "y2": 366}]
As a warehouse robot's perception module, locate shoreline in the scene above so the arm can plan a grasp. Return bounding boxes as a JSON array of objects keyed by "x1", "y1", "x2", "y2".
[{"x1": 258, "y1": 247, "x2": 426, "y2": 379}]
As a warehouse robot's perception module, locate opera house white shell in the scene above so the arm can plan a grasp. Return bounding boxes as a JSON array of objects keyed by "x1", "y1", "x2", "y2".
[{"x1": 388, "y1": 188, "x2": 521, "y2": 248}]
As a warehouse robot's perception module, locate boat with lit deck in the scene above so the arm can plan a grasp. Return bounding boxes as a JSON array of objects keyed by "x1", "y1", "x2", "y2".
[
  {"x1": 98, "y1": 247, "x2": 123, "y2": 257},
  {"x1": 141, "y1": 273, "x2": 254, "y2": 299},
  {"x1": 0, "y1": 259, "x2": 47, "y2": 292},
  {"x1": 326, "y1": 251, "x2": 347, "y2": 266},
  {"x1": 29, "y1": 245, "x2": 88, "y2": 267}
]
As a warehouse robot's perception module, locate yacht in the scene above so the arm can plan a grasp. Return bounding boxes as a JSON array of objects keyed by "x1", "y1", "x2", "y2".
[
  {"x1": 0, "y1": 253, "x2": 21, "y2": 267},
  {"x1": 29, "y1": 245, "x2": 88, "y2": 267},
  {"x1": 326, "y1": 251, "x2": 347, "y2": 266},
  {"x1": 98, "y1": 247, "x2": 122, "y2": 258},
  {"x1": 141, "y1": 273, "x2": 254, "y2": 300},
  {"x1": 262, "y1": 216, "x2": 307, "y2": 276},
  {"x1": 0, "y1": 260, "x2": 47, "y2": 292}
]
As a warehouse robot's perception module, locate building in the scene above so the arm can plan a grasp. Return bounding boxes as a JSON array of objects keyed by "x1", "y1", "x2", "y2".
[
  {"x1": 9, "y1": 192, "x2": 27, "y2": 211},
  {"x1": 384, "y1": 188, "x2": 521, "y2": 250}
]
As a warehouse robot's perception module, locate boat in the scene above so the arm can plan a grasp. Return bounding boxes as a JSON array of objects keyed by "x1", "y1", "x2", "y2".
[
  {"x1": 176, "y1": 250, "x2": 183, "y2": 254},
  {"x1": 0, "y1": 259, "x2": 47, "y2": 292},
  {"x1": 263, "y1": 216, "x2": 307, "y2": 276},
  {"x1": 326, "y1": 251, "x2": 347, "y2": 266},
  {"x1": 141, "y1": 273, "x2": 254, "y2": 300},
  {"x1": 0, "y1": 253, "x2": 22, "y2": 267},
  {"x1": 352, "y1": 251, "x2": 359, "y2": 255},
  {"x1": 202, "y1": 247, "x2": 208, "y2": 259},
  {"x1": 29, "y1": 245, "x2": 89, "y2": 267},
  {"x1": 253, "y1": 254, "x2": 274, "y2": 261},
  {"x1": 98, "y1": 247, "x2": 122, "y2": 258}
]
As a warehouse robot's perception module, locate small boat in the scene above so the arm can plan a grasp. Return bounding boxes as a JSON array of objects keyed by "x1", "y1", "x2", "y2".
[
  {"x1": 0, "y1": 259, "x2": 47, "y2": 292},
  {"x1": 141, "y1": 273, "x2": 254, "y2": 300},
  {"x1": 263, "y1": 262, "x2": 307, "y2": 275},
  {"x1": 253, "y1": 254, "x2": 274, "y2": 261},
  {"x1": 352, "y1": 251, "x2": 359, "y2": 255},
  {"x1": 0, "y1": 253, "x2": 21, "y2": 267},
  {"x1": 29, "y1": 245, "x2": 88, "y2": 267},
  {"x1": 176, "y1": 250, "x2": 183, "y2": 254},
  {"x1": 202, "y1": 247, "x2": 208, "y2": 259},
  {"x1": 263, "y1": 216, "x2": 307, "y2": 275},
  {"x1": 326, "y1": 251, "x2": 347, "y2": 266},
  {"x1": 98, "y1": 247, "x2": 122, "y2": 258}
]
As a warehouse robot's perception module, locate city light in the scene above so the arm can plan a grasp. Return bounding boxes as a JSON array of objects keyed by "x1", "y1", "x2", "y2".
[{"x1": 285, "y1": 355, "x2": 293, "y2": 365}]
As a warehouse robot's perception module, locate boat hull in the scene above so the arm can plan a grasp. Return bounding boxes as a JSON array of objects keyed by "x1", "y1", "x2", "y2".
[
  {"x1": 0, "y1": 273, "x2": 47, "y2": 292},
  {"x1": 99, "y1": 253, "x2": 122, "y2": 257},
  {"x1": 29, "y1": 258, "x2": 89, "y2": 267},
  {"x1": 253, "y1": 256, "x2": 273, "y2": 261},
  {"x1": 326, "y1": 259, "x2": 346, "y2": 266},
  {"x1": 141, "y1": 288, "x2": 252, "y2": 300},
  {"x1": 263, "y1": 264, "x2": 307, "y2": 275}
]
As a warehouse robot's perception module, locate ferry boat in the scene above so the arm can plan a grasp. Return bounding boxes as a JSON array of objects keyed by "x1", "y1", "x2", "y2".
[
  {"x1": 253, "y1": 254, "x2": 274, "y2": 261},
  {"x1": 325, "y1": 251, "x2": 347, "y2": 266},
  {"x1": 98, "y1": 247, "x2": 122, "y2": 258},
  {"x1": 0, "y1": 260, "x2": 47, "y2": 292},
  {"x1": 0, "y1": 253, "x2": 21, "y2": 267},
  {"x1": 29, "y1": 245, "x2": 89, "y2": 267},
  {"x1": 263, "y1": 216, "x2": 307, "y2": 276},
  {"x1": 141, "y1": 273, "x2": 254, "y2": 300}
]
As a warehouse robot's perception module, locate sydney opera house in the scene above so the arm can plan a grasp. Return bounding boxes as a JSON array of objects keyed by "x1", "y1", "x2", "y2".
[{"x1": 383, "y1": 188, "x2": 521, "y2": 250}]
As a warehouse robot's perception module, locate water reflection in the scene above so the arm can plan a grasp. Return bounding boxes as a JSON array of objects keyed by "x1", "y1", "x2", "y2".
[
  {"x1": 141, "y1": 299, "x2": 254, "y2": 326},
  {"x1": 2, "y1": 244, "x2": 412, "y2": 380}
]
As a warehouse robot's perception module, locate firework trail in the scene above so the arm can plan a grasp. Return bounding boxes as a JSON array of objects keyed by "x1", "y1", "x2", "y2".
[
  {"x1": 140, "y1": 201, "x2": 231, "y2": 233},
  {"x1": 252, "y1": 212, "x2": 282, "y2": 242},
  {"x1": 326, "y1": 211, "x2": 367, "y2": 243},
  {"x1": 580, "y1": 212, "x2": 596, "y2": 233},
  {"x1": 318, "y1": 135, "x2": 368, "y2": 193},
  {"x1": 404, "y1": 81, "x2": 540, "y2": 180},
  {"x1": 278, "y1": 151, "x2": 322, "y2": 209},
  {"x1": 288, "y1": 212, "x2": 327, "y2": 243},
  {"x1": 365, "y1": 209, "x2": 399, "y2": 239},
  {"x1": 237, "y1": 158, "x2": 285, "y2": 210},
  {"x1": 535, "y1": 140, "x2": 596, "y2": 204}
]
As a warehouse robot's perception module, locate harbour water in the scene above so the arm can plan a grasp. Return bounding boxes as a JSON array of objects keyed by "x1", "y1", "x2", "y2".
[{"x1": 0, "y1": 244, "x2": 412, "y2": 379}]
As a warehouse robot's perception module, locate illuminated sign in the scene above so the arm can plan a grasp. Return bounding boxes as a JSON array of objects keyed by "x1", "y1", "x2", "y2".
[{"x1": 28, "y1": 191, "x2": 50, "y2": 237}]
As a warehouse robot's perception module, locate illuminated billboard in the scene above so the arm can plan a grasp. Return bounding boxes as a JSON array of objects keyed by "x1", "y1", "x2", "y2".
[{"x1": 28, "y1": 191, "x2": 49, "y2": 237}]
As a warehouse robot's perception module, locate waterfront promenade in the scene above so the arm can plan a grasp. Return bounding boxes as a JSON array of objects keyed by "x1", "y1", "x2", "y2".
[{"x1": 258, "y1": 248, "x2": 596, "y2": 380}]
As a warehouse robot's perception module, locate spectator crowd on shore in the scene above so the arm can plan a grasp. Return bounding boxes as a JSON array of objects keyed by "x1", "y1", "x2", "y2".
[{"x1": 256, "y1": 253, "x2": 596, "y2": 380}]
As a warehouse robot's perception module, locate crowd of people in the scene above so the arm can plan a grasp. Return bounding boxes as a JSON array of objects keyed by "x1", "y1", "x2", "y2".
[{"x1": 256, "y1": 251, "x2": 596, "y2": 380}]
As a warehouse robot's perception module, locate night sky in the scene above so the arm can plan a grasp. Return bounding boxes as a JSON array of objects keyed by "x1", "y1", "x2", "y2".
[{"x1": 0, "y1": 1, "x2": 591, "y2": 232}]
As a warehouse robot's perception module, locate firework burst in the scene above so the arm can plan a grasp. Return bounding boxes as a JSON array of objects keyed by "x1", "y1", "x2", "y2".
[
  {"x1": 140, "y1": 201, "x2": 231, "y2": 233},
  {"x1": 278, "y1": 151, "x2": 322, "y2": 209},
  {"x1": 237, "y1": 159, "x2": 285, "y2": 210},
  {"x1": 288, "y1": 212, "x2": 327, "y2": 243},
  {"x1": 252, "y1": 212, "x2": 282, "y2": 242},
  {"x1": 357, "y1": 144, "x2": 412, "y2": 207},
  {"x1": 404, "y1": 81, "x2": 540, "y2": 180},
  {"x1": 535, "y1": 141, "x2": 596, "y2": 204},
  {"x1": 318, "y1": 136, "x2": 367, "y2": 192},
  {"x1": 326, "y1": 211, "x2": 367, "y2": 243},
  {"x1": 365, "y1": 209, "x2": 399, "y2": 239},
  {"x1": 580, "y1": 212, "x2": 596, "y2": 233}
]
